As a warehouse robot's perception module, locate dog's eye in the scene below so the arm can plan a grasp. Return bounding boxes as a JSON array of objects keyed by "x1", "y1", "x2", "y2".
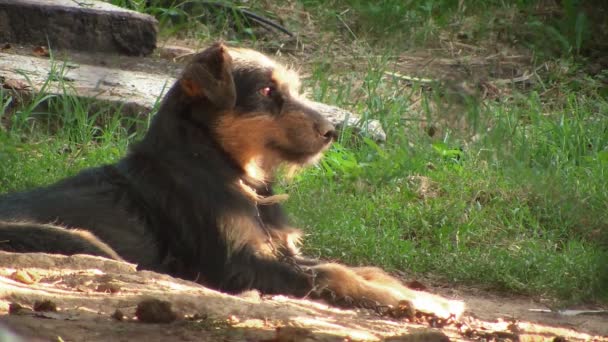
[{"x1": 259, "y1": 86, "x2": 274, "y2": 97}]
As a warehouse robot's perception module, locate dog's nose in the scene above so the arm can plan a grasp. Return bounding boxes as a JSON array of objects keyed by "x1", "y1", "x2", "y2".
[{"x1": 316, "y1": 121, "x2": 337, "y2": 141}]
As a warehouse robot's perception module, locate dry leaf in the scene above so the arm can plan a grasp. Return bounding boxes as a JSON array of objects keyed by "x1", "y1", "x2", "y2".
[
  {"x1": 405, "y1": 279, "x2": 428, "y2": 291},
  {"x1": 10, "y1": 269, "x2": 39, "y2": 284},
  {"x1": 33, "y1": 46, "x2": 50, "y2": 57},
  {"x1": 2, "y1": 78, "x2": 30, "y2": 90},
  {"x1": 226, "y1": 314, "x2": 240, "y2": 325}
]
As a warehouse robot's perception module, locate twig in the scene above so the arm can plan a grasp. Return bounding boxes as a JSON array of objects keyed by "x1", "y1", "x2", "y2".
[
  {"x1": 336, "y1": 10, "x2": 357, "y2": 41},
  {"x1": 491, "y1": 64, "x2": 545, "y2": 86},
  {"x1": 383, "y1": 71, "x2": 435, "y2": 84},
  {"x1": 491, "y1": 72, "x2": 534, "y2": 85},
  {"x1": 196, "y1": 1, "x2": 294, "y2": 37},
  {"x1": 451, "y1": 41, "x2": 485, "y2": 51}
]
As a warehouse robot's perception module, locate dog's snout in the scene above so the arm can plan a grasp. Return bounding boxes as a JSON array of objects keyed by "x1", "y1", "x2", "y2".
[{"x1": 316, "y1": 121, "x2": 337, "y2": 141}]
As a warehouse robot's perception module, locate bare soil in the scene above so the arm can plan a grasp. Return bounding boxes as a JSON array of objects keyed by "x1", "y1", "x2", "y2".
[{"x1": 0, "y1": 252, "x2": 605, "y2": 342}]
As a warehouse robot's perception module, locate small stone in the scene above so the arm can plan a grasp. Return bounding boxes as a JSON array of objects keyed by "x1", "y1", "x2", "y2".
[
  {"x1": 8, "y1": 302, "x2": 30, "y2": 315},
  {"x1": 135, "y1": 299, "x2": 177, "y2": 324},
  {"x1": 33, "y1": 300, "x2": 57, "y2": 312},
  {"x1": 96, "y1": 281, "x2": 121, "y2": 293},
  {"x1": 111, "y1": 309, "x2": 124, "y2": 321}
]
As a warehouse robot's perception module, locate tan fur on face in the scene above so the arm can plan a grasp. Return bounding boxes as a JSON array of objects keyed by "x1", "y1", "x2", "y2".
[
  {"x1": 214, "y1": 48, "x2": 327, "y2": 206},
  {"x1": 214, "y1": 110, "x2": 326, "y2": 184},
  {"x1": 272, "y1": 69, "x2": 301, "y2": 97},
  {"x1": 228, "y1": 48, "x2": 301, "y2": 96},
  {"x1": 214, "y1": 113, "x2": 286, "y2": 183}
]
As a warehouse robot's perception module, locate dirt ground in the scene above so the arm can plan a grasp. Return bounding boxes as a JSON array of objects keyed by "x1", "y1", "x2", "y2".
[{"x1": 0, "y1": 252, "x2": 605, "y2": 342}]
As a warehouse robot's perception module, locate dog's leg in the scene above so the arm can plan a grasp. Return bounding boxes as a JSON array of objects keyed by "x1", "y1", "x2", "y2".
[
  {"x1": 220, "y1": 255, "x2": 405, "y2": 308},
  {"x1": 220, "y1": 254, "x2": 315, "y2": 297},
  {"x1": 353, "y1": 266, "x2": 406, "y2": 287},
  {"x1": 288, "y1": 263, "x2": 465, "y2": 318},
  {"x1": 0, "y1": 221, "x2": 123, "y2": 260},
  {"x1": 310, "y1": 263, "x2": 406, "y2": 308},
  {"x1": 351, "y1": 266, "x2": 465, "y2": 318},
  {"x1": 223, "y1": 256, "x2": 465, "y2": 318},
  {"x1": 241, "y1": 236, "x2": 464, "y2": 317}
]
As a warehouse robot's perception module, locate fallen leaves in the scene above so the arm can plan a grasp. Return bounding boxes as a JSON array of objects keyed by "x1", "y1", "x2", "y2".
[
  {"x1": 33, "y1": 46, "x2": 50, "y2": 58},
  {"x1": 9, "y1": 269, "x2": 40, "y2": 284},
  {"x1": 1, "y1": 78, "x2": 30, "y2": 90}
]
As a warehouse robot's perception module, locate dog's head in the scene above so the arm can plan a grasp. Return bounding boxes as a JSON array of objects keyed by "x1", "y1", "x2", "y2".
[{"x1": 173, "y1": 43, "x2": 336, "y2": 181}]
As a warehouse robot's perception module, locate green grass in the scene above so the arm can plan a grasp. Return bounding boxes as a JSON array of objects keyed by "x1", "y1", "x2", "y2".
[
  {"x1": 0, "y1": 78, "x2": 140, "y2": 191},
  {"x1": 304, "y1": 0, "x2": 607, "y2": 58},
  {"x1": 2, "y1": 1, "x2": 607, "y2": 305},
  {"x1": 284, "y1": 53, "x2": 608, "y2": 303},
  {"x1": 283, "y1": 85, "x2": 606, "y2": 305}
]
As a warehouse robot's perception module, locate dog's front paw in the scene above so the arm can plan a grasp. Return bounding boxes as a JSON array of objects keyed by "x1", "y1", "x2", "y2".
[{"x1": 405, "y1": 290, "x2": 465, "y2": 319}]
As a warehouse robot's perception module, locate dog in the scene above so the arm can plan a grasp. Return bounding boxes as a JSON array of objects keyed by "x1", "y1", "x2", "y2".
[{"x1": 0, "y1": 43, "x2": 464, "y2": 318}]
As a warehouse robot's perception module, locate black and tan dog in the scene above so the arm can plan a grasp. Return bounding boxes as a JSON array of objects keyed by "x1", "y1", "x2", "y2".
[{"x1": 0, "y1": 43, "x2": 463, "y2": 318}]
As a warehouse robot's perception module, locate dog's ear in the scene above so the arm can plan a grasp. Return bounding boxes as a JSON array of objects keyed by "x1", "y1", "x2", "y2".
[{"x1": 179, "y1": 43, "x2": 236, "y2": 110}]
